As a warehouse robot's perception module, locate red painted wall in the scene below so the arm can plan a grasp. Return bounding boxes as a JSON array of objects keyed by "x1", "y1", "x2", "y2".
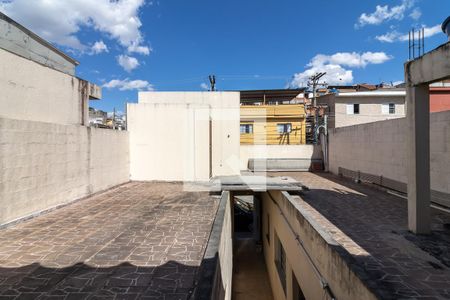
[{"x1": 430, "y1": 87, "x2": 450, "y2": 112}]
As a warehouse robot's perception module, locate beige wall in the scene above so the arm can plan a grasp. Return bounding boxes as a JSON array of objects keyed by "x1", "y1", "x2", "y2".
[
  {"x1": 0, "y1": 117, "x2": 130, "y2": 226},
  {"x1": 262, "y1": 190, "x2": 378, "y2": 300},
  {"x1": 239, "y1": 145, "x2": 322, "y2": 170},
  {"x1": 334, "y1": 96, "x2": 405, "y2": 128},
  {"x1": 128, "y1": 92, "x2": 240, "y2": 181},
  {"x1": 319, "y1": 94, "x2": 406, "y2": 128},
  {"x1": 90, "y1": 127, "x2": 130, "y2": 192},
  {"x1": 127, "y1": 103, "x2": 210, "y2": 181},
  {"x1": 0, "y1": 49, "x2": 84, "y2": 125},
  {"x1": 328, "y1": 110, "x2": 450, "y2": 194}
]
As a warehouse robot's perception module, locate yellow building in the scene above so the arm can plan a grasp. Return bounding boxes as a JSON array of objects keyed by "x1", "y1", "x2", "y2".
[{"x1": 240, "y1": 104, "x2": 307, "y2": 145}]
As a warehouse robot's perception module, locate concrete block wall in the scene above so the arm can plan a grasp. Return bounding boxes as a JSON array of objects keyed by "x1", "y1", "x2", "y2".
[
  {"x1": 328, "y1": 110, "x2": 450, "y2": 194},
  {"x1": 0, "y1": 49, "x2": 83, "y2": 125},
  {"x1": 0, "y1": 117, "x2": 129, "y2": 226},
  {"x1": 90, "y1": 127, "x2": 130, "y2": 192}
]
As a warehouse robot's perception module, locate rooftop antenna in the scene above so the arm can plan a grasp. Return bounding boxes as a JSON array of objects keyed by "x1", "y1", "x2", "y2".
[
  {"x1": 409, "y1": 27, "x2": 425, "y2": 60},
  {"x1": 208, "y1": 75, "x2": 216, "y2": 91}
]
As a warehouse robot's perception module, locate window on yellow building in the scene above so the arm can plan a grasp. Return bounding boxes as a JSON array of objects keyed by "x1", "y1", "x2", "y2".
[
  {"x1": 277, "y1": 123, "x2": 292, "y2": 134},
  {"x1": 240, "y1": 124, "x2": 253, "y2": 134}
]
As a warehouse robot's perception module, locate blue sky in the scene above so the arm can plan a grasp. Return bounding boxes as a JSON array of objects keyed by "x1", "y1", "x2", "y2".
[{"x1": 1, "y1": 0, "x2": 449, "y2": 112}]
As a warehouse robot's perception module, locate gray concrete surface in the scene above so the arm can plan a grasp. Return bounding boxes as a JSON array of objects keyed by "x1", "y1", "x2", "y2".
[{"x1": 0, "y1": 12, "x2": 78, "y2": 75}]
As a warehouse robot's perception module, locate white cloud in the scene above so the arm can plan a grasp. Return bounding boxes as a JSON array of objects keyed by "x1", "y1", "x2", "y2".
[
  {"x1": 376, "y1": 24, "x2": 442, "y2": 43},
  {"x1": 200, "y1": 83, "x2": 209, "y2": 90},
  {"x1": 103, "y1": 79, "x2": 154, "y2": 91},
  {"x1": 375, "y1": 31, "x2": 403, "y2": 43},
  {"x1": 409, "y1": 8, "x2": 422, "y2": 20},
  {"x1": 289, "y1": 51, "x2": 392, "y2": 87},
  {"x1": 0, "y1": 0, "x2": 149, "y2": 53},
  {"x1": 290, "y1": 64, "x2": 354, "y2": 87},
  {"x1": 310, "y1": 52, "x2": 392, "y2": 68},
  {"x1": 117, "y1": 55, "x2": 140, "y2": 72},
  {"x1": 356, "y1": 0, "x2": 415, "y2": 27},
  {"x1": 90, "y1": 40, "x2": 108, "y2": 55},
  {"x1": 127, "y1": 42, "x2": 151, "y2": 55}
]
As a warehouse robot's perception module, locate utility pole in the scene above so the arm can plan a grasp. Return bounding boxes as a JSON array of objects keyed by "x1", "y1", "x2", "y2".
[
  {"x1": 113, "y1": 107, "x2": 116, "y2": 130},
  {"x1": 208, "y1": 75, "x2": 216, "y2": 91},
  {"x1": 308, "y1": 72, "x2": 326, "y2": 144},
  {"x1": 309, "y1": 72, "x2": 326, "y2": 107}
]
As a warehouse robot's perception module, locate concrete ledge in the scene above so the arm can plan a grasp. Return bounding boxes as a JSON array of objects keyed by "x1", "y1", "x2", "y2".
[
  {"x1": 194, "y1": 191, "x2": 230, "y2": 300},
  {"x1": 248, "y1": 158, "x2": 322, "y2": 172},
  {"x1": 268, "y1": 190, "x2": 380, "y2": 300}
]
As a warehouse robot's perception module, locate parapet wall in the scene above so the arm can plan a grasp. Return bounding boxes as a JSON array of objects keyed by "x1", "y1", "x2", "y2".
[
  {"x1": 262, "y1": 190, "x2": 378, "y2": 300},
  {"x1": 328, "y1": 110, "x2": 450, "y2": 195},
  {"x1": 0, "y1": 117, "x2": 130, "y2": 226},
  {"x1": 0, "y1": 49, "x2": 85, "y2": 125}
]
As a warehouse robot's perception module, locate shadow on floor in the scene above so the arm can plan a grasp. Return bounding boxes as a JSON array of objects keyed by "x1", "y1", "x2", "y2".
[
  {"x1": 0, "y1": 260, "x2": 201, "y2": 299},
  {"x1": 283, "y1": 172, "x2": 450, "y2": 299}
]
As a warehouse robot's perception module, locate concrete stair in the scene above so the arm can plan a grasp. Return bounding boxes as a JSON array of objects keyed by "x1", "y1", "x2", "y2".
[{"x1": 248, "y1": 158, "x2": 323, "y2": 172}]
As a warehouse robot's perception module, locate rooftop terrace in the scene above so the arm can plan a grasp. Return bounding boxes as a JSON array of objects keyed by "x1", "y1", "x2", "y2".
[
  {"x1": 270, "y1": 172, "x2": 450, "y2": 299},
  {"x1": 1, "y1": 173, "x2": 448, "y2": 299},
  {"x1": 0, "y1": 182, "x2": 219, "y2": 299}
]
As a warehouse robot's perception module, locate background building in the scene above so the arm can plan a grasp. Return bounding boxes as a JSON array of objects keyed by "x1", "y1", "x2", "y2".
[
  {"x1": 318, "y1": 89, "x2": 406, "y2": 128},
  {"x1": 240, "y1": 104, "x2": 306, "y2": 145},
  {"x1": 239, "y1": 89, "x2": 307, "y2": 145}
]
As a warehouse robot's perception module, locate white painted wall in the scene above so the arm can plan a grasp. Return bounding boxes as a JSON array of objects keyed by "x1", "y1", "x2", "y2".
[
  {"x1": 328, "y1": 111, "x2": 450, "y2": 194},
  {"x1": 0, "y1": 117, "x2": 130, "y2": 226},
  {"x1": 127, "y1": 103, "x2": 210, "y2": 181},
  {"x1": 128, "y1": 92, "x2": 240, "y2": 181},
  {"x1": 0, "y1": 49, "x2": 83, "y2": 125},
  {"x1": 239, "y1": 145, "x2": 322, "y2": 170}
]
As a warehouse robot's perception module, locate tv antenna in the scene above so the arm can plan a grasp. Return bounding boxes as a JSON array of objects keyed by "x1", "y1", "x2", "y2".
[
  {"x1": 208, "y1": 75, "x2": 216, "y2": 91},
  {"x1": 409, "y1": 28, "x2": 425, "y2": 60}
]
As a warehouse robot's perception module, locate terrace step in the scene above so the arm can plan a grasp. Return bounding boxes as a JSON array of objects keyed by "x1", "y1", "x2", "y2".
[{"x1": 248, "y1": 158, "x2": 323, "y2": 172}]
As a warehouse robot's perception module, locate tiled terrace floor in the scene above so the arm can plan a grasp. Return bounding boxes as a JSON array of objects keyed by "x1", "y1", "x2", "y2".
[
  {"x1": 0, "y1": 182, "x2": 219, "y2": 300},
  {"x1": 272, "y1": 172, "x2": 450, "y2": 300}
]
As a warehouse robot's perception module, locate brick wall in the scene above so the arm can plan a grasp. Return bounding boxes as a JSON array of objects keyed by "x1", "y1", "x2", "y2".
[
  {"x1": 328, "y1": 110, "x2": 450, "y2": 195},
  {"x1": 0, "y1": 117, "x2": 129, "y2": 225}
]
